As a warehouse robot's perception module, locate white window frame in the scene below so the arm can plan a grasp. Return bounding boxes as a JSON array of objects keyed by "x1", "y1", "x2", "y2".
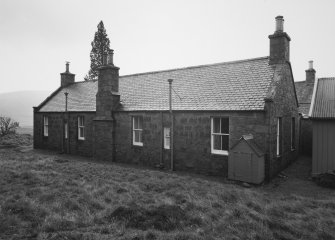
[
  {"x1": 211, "y1": 117, "x2": 229, "y2": 155},
  {"x1": 132, "y1": 116, "x2": 143, "y2": 146},
  {"x1": 164, "y1": 127, "x2": 170, "y2": 149},
  {"x1": 64, "y1": 122, "x2": 68, "y2": 139},
  {"x1": 291, "y1": 117, "x2": 295, "y2": 151},
  {"x1": 78, "y1": 116, "x2": 85, "y2": 140},
  {"x1": 276, "y1": 117, "x2": 282, "y2": 156},
  {"x1": 43, "y1": 116, "x2": 48, "y2": 137}
]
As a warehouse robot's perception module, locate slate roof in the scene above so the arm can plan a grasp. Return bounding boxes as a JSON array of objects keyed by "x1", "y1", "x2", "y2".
[
  {"x1": 294, "y1": 81, "x2": 315, "y2": 115},
  {"x1": 38, "y1": 57, "x2": 276, "y2": 112},
  {"x1": 310, "y1": 78, "x2": 335, "y2": 119}
]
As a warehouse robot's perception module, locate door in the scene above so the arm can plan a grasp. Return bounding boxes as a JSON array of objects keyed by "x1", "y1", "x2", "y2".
[{"x1": 231, "y1": 152, "x2": 252, "y2": 182}]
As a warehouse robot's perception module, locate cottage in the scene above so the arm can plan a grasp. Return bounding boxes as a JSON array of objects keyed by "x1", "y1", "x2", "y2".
[
  {"x1": 34, "y1": 16, "x2": 299, "y2": 180},
  {"x1": 295, "y1": 61, "x2": 316, "y2": 155},
  {"x1": 309, "y1": 77, "x2": 335, "y2": 176}
]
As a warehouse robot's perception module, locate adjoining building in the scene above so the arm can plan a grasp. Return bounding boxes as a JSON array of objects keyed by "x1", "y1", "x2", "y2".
[
  {"x1": 34, "y1": 16, "x2": 299, "y2": 181},
  {"x1": 309, "y1": 77, "x2": 335, "y2": 176},
  {"x1": 295, "y1": 61, "x2": 316, "y2": 156}
]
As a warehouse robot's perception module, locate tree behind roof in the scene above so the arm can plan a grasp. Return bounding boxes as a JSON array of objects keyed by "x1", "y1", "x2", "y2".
[{"x1": 85, "y1": 21, "x2": 111, "y2": 81}]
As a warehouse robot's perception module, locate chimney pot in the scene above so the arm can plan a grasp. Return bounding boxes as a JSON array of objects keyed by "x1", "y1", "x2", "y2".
[
  {"x1": 308, "y1": 60, "x2": 314, "y2": 70},
  {"x1": 275, "y1": 16, "x2": 284, "y2": 32},
  {"x1": 66, "y1": 61, "x2": 70, "y2": 73},
  {"x1": 102, "y1": 53, "x2": 108, "y2": 65},
  {"x1": 107, "y1": 50, "x2": 114, "y2": 65}
]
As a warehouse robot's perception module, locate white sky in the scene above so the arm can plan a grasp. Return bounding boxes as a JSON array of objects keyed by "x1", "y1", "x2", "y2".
[{"x1": 1, "y1": 0, "x2": 335, "y2": 93}]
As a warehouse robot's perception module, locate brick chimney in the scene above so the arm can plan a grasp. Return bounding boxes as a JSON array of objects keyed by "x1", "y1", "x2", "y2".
[
  {"x1": 306, "y1": 60, "x2": 316, "y2": 85},
  {"x1": 60, "y1": 62, "x2": 75, "y2": 87},
  {"x1": 269, "y1": 16, "x2": 291, "y2": 65},
  {"x1": 95, "y1": 49, "x2": 120, "y2": 119}
]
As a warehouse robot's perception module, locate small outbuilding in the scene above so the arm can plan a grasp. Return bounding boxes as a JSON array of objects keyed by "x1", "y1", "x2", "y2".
[
  {"x1": 309, "y1": 77, "x2": 335, "y2": 176},
  {"x1": 228, "y1": 134, "x2": 264, "y2": 184}
]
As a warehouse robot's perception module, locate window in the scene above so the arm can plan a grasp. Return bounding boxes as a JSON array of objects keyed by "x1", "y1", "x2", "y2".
[
  {"x1": 64, "y1": 122, "x2": 68, "y2": 139},
  {"x1": 164, "y1": 127, "x2": 170, "y2": 149},
  {"x1": 276, "y1": 117, "x2": 282, "y2": 156},
  {"x1": 43, "y1": 116, "x2": 48, "y2": 137},
  {"x1": 291, "y1": 117, "x2": 295, "y2": 150},
  {"x1": 133, "y1": 116, "x2": 143, "y2": 146},
  {"x1": 78, "y1": 116, "x2": 85, "y2": 140},
  {"x1": 211, "y1": 117, "x2": 229, "y2": 155}
]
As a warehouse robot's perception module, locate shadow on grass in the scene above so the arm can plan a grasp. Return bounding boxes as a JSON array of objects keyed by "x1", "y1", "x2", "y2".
[{"x1": 106, "y1": 204, "x2": 202, "y2": 232}]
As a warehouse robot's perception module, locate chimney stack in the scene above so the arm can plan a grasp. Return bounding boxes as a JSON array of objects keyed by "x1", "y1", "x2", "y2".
[
  {"x1": 96, "y1": 49, "x2": 120, "y2": 119},
  {"x1": 306, "y1": 60, "x2": 316, "y2": 85},
  {"x1": 61, "y1": 62, "x2": 75, "y2": 87},
  {"x1": 269, "y1": 16, "x2": 291, "y2": 65}
]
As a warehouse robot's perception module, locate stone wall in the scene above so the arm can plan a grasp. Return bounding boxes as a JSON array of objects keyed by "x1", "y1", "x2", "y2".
[
  {"x1": 34, "y1": 110, "x2": 268, "y2": 177},
  {"x1": 264, "y1": 63, "x2": 299, "y2": 179},
  {"x1": 113, "y1": 111, "x2": 267, "y2": 177},
  {"x1": 34, "y1": 112, "x2": 95, "y2": 157}
]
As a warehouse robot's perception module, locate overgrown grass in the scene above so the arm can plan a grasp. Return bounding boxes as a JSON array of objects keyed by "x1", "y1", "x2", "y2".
[{"x1": 0, "y1": 134, "x2": 335, "y2": 239}]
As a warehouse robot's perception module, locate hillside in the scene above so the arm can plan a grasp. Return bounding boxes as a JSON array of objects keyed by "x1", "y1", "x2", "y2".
[{"x1": 0, "y1": 90, "x2": 50, "y2": 127}]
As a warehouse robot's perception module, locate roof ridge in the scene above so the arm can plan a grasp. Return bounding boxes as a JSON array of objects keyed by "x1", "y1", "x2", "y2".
[
  {"x1": 63, "y1": 80, "x2": 97, "y2": 86},
  {"x1": 119, "y1": 56, "x2": 270, "y2": 78}
]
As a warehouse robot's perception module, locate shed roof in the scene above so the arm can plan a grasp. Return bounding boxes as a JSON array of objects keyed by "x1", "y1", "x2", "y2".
[
  {"x1": 230, "y1": 135, "x2": 264, "y2": 157},
  {"x1": 38, "y1": 57, "x2": 275, "y2": 112},
  {"x1": 310, "y1": 78, "x2": 335, "y2": 119}
]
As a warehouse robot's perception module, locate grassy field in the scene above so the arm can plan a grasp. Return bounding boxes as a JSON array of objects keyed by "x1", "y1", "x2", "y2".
[{"x1": 0, "y1": 134, "x2": 335, "y2": 240}]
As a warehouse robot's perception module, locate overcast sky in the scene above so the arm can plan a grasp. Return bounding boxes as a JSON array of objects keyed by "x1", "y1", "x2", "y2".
[{"x1": 1, "y1": 0, "x2": 335, "y2": 94}]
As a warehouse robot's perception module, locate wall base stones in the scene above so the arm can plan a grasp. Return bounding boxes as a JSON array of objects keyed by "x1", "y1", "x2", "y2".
[{"x1": 93, "y1": 119, "x2": 115, "y2": 161}]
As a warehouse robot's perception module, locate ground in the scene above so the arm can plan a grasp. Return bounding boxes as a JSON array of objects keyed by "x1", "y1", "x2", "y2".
[{"x1": 0, "y1": 134, "x2": 335, "y2": 240}]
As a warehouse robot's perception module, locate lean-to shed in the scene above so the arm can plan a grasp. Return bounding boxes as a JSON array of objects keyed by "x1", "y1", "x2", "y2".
[
  {"x1": 228, "y1": 134, "x2": 264, "y2": 184},
  {"x1": 309, "y1": 77, "x2": 335, "y2": 176}
]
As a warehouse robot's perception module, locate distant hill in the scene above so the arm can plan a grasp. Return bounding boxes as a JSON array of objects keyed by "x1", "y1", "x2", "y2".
[{"x1": 0, "y1": 90, "x2": 50, "y2": 127}]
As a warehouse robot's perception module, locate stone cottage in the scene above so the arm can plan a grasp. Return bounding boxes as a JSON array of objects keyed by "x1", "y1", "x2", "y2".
[
  {"x1": 295, "y1": 61, "x2": 316, "y2": 155},
  {"x1": 34, "y1": 16, "x2": 299, "y2": 180}
]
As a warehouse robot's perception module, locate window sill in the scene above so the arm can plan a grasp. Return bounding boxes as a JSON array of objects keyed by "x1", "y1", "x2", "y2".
[
  {"x1": 291, "y1": 148, "x2": 296, "y2": 152},
  {"x1": 78, "y1": 138, "x2": 85, "y2": 141},
  {"x1": 211, "y1": 150, "x2": 229, "y2": 156},
  {"x1": 133, "y1": 143, "x2": 143, "y2": 147}
]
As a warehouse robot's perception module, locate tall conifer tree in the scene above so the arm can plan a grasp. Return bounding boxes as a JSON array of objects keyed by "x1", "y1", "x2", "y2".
[{"x1": 85, "y1": 21, "x2": 111, "y2": 81}]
